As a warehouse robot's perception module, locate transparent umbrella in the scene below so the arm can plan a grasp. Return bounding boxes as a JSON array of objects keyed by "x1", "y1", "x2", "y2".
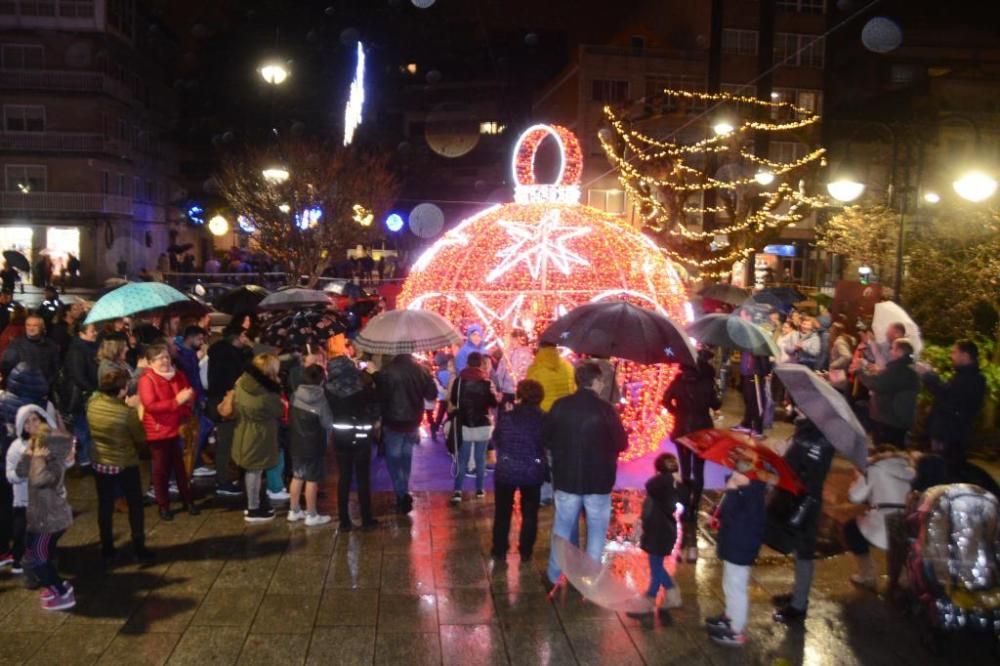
[{"x1": 551, "y1": 535, "x2": 657, "y2": 613}]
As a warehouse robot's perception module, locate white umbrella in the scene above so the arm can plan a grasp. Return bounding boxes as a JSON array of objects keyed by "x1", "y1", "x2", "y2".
[
  {"x1": 353, "y1": 309, "x2": 462, "y2": 355},
  {"x1": 872, "y1": 301, "x2": 922, "y2": 358}
]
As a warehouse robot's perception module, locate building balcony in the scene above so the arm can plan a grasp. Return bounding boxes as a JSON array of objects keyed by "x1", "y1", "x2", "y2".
[
  {"x1": 582, "y1": 45, "x2": 705, "y2": 62},
  {"x1": 0, "y1": 68, "x2": 136, "y2": 105},
  {"x1": 0, "y1": 131, "x2": 106, "y2": 153},
  {"x1": 0, "y1": 191, "x2": 166, "y2": 222}
]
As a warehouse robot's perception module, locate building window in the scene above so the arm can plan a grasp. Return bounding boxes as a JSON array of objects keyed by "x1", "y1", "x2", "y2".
[
  {"x1": 645, "y1": 74, "x2": 706, "y2": 112},
  {"x1": 58, "y1": 0, "x2": 94, "y2": 17},
  {"x1": 101, "y1": 170, "x2": 109, "y2": 194},
  {"x1": 5, "y1": 165, "x2": 46, "y2": 192},
  {"x1": 116, "y1": 173, "x2": 126, "y2": 196},
  {"x1": 19, "y1": 1, "x2": 56, "y2": 16},
  {"x1": 3, "y1": 105, "x2": 45, "y2": 132},
  {"x1": 770, "y1": 88, "x2": 822, "y2": 118},
  {"x1": 0, "y1": 44, "x2": 45, "y2": 69},
  {"x1": 592, "y1": 79, "x2": 629, "y2": 103},
  {"x1": 777, "y1": 0, "x2": 825, "y2": 14},
  {"x1": 0, "y1": 2, "x2": 15, "y2": 15},
  {"x1": 587, "y1": 189, "x2": 626, "y2": 214},
  {"x1": 774, "y1": 33, "x2": 825, "y2": 68},
  {"x1": 479, "y1": 121, "x2": 505, "y2": 135},
  {"x1": 722, "y1": 29, "x2": 758, "y2": 56},
  {"x1": 630, "y1": 35, "x2": 646, "y2": 55},
  {"x1": 769, "y1": 141, "x2": 806, "y2": 164},
  {"x1": 145, "y1": 179, "x2": 155, "y2": 202},
  {"x1": 107, "y1": 0, "x2": 134, "y2": 39}
]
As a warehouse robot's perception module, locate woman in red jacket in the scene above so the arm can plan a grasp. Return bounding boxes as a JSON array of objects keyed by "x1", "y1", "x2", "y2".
[{"x1": 138, "y1": 343, "x2": 199, "y2": 520}]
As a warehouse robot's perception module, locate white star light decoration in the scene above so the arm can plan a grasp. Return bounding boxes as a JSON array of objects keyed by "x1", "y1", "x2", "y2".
[{"x1": 485, "y1": 209, "x2": 591, "y2": 283}]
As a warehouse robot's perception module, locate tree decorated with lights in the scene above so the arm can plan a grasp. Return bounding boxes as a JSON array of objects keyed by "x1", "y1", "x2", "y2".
[
  {"x1": 816, "y1": 204, "x2": 899, "y2": 288},
  {"x1": 400, "y1": 124, "x2": 690, "y2": 460},
  {"x1": 218, "y1": 140, "x2": 399, "y2": 287},
  {"x1": 600, "y1": 90, "x2": 827, "y2": 278}
]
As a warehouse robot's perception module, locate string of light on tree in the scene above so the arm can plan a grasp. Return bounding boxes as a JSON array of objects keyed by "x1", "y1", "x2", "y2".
[
  {"x1": 601, "y1": 89, "x2": 827, "y2": 274},
  {"x1": 400, "y1": 125, "x2": 689, "y2": 461}
]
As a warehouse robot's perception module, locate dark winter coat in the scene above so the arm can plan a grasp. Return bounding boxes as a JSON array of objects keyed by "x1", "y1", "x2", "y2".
[
  {"x1": 923, "y1": 364, "x2": 987, "y2": 445},
  {"x1": 451, "y1": 367, "x2": 497, "y2": 429},
  {"x1": 376, "y1": 354, "x2": 437, "y2": 432},
  {"x1": 231, "y1": 365, "x2": 284, "y2": 470},
  {"x1": 860, "y1": 355, "x2": 919, "y2": 430},
  {"x1": 0, "y1": 363, "x2": 49, "y2": 431},
  {"x1": 206, "y1": 338, "x2": 251, "y2": 399},
  {"x1": 493, "y1": 403, "x2": 546, "y2": 487},
  {"x1": 289, "y1": 384, "x2": 333, "y2": 462},
  {"x1": 174, "y1": 343, "x2": 205, "y2": 402},
  {"x1": 1, "y1": 334, "x2": 59, "y2": 386},
  {"x1": 782, "y1": 418, "x2": 835, "y2": 558},
  {"x1": 16, "y1": 432, "x2": 74, "y2": 534},
  {"x1": 640, "y1": 473, "x2": 680, "y2": 557},
  {"x1": 716, "y1": 479, "x2": 767, "y2": 566},
  {"x1": 663, "y1": 359, "x2": 720, "y2": 437},
  {"x1": 739, "y1": 352, "x2": 771, "y2": 378},
  {"x1": 64, "y1": 337, "x2": 98, "y2": 415},
  {"x1": 544, "y1": 388, "x2": 628, "y2": 495},
  {"x1": 326, "y1": 355, "x2": 363, "y2": 399}
]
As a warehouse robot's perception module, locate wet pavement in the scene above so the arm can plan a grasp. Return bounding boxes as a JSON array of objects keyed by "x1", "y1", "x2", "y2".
[{"x1": 1, "y1": 409, "x2": 998, "y2": 664}]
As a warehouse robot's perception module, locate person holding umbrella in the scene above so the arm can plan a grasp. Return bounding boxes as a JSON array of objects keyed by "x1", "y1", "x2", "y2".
[
  {"x1": 663, "y1": 347, "x2": 721, "y2": 562},
  {"x1": 0, "y1": 262, "x2": 20, "y2": 294},
  {"x1": 731, "y1": 312, "x2": 772, "y2": 440},
  {"x1": 856, "y1": 338, "x2": 919, "y2": 448},
  {"x1": 771, "y1": 415, "x2": 835, "y2": 623}
]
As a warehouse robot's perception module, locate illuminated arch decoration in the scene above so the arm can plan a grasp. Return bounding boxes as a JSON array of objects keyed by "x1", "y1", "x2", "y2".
[{"x1": 400, "y1": 124, "x2": 691, "y2": 461}]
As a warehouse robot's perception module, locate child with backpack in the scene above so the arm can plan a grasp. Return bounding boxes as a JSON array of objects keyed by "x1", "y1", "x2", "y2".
[
  {"x1": 706, "y1": 451, "x2": 768, "y2": 647},
  {"x1": 628, "y1": 453, "x2": 683, "y2": 619}
]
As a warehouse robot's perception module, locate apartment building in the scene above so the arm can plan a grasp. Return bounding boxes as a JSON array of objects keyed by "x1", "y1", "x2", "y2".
[
  {"x1": 534, "y1": 0, "x2": 829, "y2": 283},
  {"x1": 0, "y1": 0, "x2": 191, "y2": 283}
]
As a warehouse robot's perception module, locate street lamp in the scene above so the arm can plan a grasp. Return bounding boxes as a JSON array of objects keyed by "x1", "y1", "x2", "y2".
[
  {"x1": 208, "y1": 214, "x2": 230, "y2": 237},
  {"x1": 261, "y1": 166, "x2": 290, "y2": 183},
  {"x1": 953, "y1": 170, "x2": 998, "y2": 202},
  {"x1": 259, "y1": 62, "x2": 289, "y2": 85},
  {"x1": 712, "y1": 121, "x2": 735, "y2": 136},
  {"x1": 922, "y1": 191, "x2": 941, "y2": 205},
  {"x1": 754, "y1": 170, "x2": 775, "y2": 186},
  {"x1": 826, "y1": 178, "x2": 866, "y2": 203}
]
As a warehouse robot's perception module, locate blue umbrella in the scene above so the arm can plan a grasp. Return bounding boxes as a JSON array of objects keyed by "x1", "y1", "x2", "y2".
[{"x1": 84, "y1": 282, "x2": 190, "y2": 324}]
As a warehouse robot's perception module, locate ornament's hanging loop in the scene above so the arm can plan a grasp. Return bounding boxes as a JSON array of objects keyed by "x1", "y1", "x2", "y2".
[{"x1": 512, "y1": 124, "x2": 583, "y2": 204}]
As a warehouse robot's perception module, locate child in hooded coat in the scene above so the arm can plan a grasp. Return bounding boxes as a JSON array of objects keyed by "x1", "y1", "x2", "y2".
[
  {"x1": 17, "y1": 426, "x2": 75, "y2": 611},
  {"x1": 4, "y1": 404, "x2": 60, "y2": 575}
]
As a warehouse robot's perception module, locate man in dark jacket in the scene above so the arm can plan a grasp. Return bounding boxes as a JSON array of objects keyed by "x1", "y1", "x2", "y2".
[
  {"x1": 544, "y1": 362, "x2": 628, "y2": 585},
  {"x1": 376, "y1": 353, "x2": 436, "y2": 513},
  {"x1": 772, "y1": 418, "x2": 834, "y2": 623},
  {"x1": 206, "y1": 325, "x2": 253, "y2": 495},
  {"x1": 1, "y1": 315, "x2": 59, "y2": 387},
  {"x1": 64, "y1": 323, "x2": 99, "y2": 465},
  {"x1": 918, "y1": 339, "x2": 987, "y2": 481},
  {"x1": 858, "y1": 338, "x2": 919, "y2": 448}
]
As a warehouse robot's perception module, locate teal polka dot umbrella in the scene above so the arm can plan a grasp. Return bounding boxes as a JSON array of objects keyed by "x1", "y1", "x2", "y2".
[{"x1": 84, "y1": 282, "x2": 191, "y2": 325}]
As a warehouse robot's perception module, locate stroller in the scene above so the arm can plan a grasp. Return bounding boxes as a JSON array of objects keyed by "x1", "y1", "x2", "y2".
[{"x1": 902, "y1": 483, "x2": 1000, "y2": 653}]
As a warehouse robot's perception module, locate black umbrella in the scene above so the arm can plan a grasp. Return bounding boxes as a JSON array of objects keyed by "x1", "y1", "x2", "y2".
[
  {"x1": 262, "y1": 310, "x2": 347, "y2": 354},
  {"x1": 757, "y1": 286, "x2": 806, "y2": 305},
  {"x1": 687, "y1": 313, "x2": 779, "y2": 357},
  {"x1": 214, "y1": 285, "x2": 270, "y2": 315},
  {"x1": 540, "y1": 301, "x2": 696, "y2": 366},
  {"x1": 167, "y1": 243, "x2": 194, "y2": 254},
  {"x1": 3, "y1": 250, "x2": 29, "y2": 272},
  {"x1": 698, "y1": 283, "x2": 750, "y2": 307}
]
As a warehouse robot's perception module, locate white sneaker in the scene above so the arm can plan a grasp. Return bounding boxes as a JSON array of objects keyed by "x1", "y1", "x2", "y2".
[
  {"x1": 304, "y1": 513, "x2": 332, "y2": 527},
  {"x1": 168, "y1": 482, "x2": 179, "y2": 495},
  {"x1": 450, "y1": 492, "x2": 462, "y2": 505},
  {"x1": 267, "y1": 489, "x2": 290, "y2": 502},
  {"x1": 192, "y1": 466, "x2": 216, "y2": 477},
  {"x1": 287, "y1": 509, "x2": 306, "y2": 523}
]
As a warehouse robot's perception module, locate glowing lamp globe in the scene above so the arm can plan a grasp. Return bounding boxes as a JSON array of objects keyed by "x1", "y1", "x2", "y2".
[{"x1": 399, "y1": 124, "x2": 689, "y2": 460}]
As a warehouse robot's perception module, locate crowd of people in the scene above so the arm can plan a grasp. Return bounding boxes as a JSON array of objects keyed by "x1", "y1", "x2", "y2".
[{"x1": 0, "y1": 286, "x2": 993, "y2": 651}]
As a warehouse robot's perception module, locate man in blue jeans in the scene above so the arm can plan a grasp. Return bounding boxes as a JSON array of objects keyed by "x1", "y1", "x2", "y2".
[
  {"x1": 543, "y1": 362, "x2": 628, "y2": 586},
  {"x1": 376, "y1": 352, "x2": 437, "y2": 513}
]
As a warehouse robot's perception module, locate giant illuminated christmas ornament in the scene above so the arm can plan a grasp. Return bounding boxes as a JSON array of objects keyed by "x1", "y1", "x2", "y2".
[{"x1": 399, "y1": 124, "x2": 690, "y2": 460}]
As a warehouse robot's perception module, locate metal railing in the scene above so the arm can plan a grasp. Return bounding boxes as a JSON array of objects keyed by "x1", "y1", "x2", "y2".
[
  {"x1": 0, "y1": 131, "x2": 106, "y2": 152},
  {"x1": 0, "y1": 191, "x2": 165, "y2": 219},
  {"x1": 582, "y1": 45, "x2": 704, "y2": 61},
  {"x1": 0, "y1": 67, "x2": 133, "y2": 103}
]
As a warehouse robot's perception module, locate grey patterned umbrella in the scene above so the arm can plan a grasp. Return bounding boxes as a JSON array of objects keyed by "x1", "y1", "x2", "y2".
[
  {"x1": 687, "y1": 313, "x2": 779, "y2": 357},
  {"x1": 353, "y1": 309, "x2": 462, "y2": 355},
  {"x1": 258, "y1": 288, "x2": 331, "y2": 312}
]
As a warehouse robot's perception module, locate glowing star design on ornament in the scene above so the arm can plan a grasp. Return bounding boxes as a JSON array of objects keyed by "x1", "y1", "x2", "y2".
[
  {"x1": 465, "y1": 293, "x2": 525, "y2": 347},
  {"x1": 486, "y1": 209, "x2": 591, "y2": 283}
]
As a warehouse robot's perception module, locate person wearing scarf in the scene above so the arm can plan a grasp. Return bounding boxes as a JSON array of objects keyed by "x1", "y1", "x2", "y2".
[{"x1": 137, "y1": 343, "x2": 198, "y2": 521}]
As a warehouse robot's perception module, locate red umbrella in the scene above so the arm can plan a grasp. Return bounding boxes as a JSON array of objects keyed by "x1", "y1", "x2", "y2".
[{"x1": 676, "y1": 429, "x2": 805, "y2": 494}]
